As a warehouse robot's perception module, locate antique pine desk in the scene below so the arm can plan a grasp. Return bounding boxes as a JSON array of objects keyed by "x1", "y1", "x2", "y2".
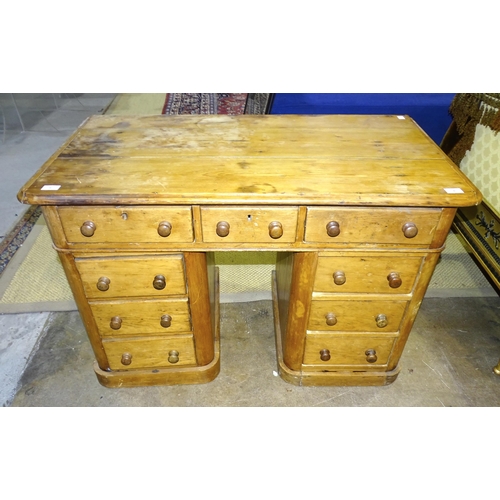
[{"x1": 18, "y1": 114, "x2": 482, "y2": 387}]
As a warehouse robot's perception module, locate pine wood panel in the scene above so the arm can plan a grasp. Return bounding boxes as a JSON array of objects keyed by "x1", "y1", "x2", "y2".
[
  {"x1": 303, "y1": 334, "x2": 395, "y2": 366},
  {"x1": 313, "y1": 254, "x2": 423, "y2": 294},
  {"x1": 200, "y1": 206, "x2": 299, "y2": 243},
  {"x1": 304, "y1": 207, "x2": 441, "y2": 246},
  {"x1": 90, "y1": 298, "x2": 191, "y2": 336},
  {"x1": 184, "y1": 252, "x2": 215, "y2": 366},
  {"x1": 308, "y1": 299, "x2": 408, "y2": 332},
  {"x1": 75, "y1": 254, "x2": 186, "y2": 299},
  {"x1": 280, "y1": 252, "x2": 318, "y2": 371},
  {"x1": 18, "y1": 115, "x2": 482, "y2": 208},
  {"x1": 102, "y1": 335, "x2": 196, "y2": 370},
  {"x1": 57, "y1": 206, "x2": 194, "y2": 243}
]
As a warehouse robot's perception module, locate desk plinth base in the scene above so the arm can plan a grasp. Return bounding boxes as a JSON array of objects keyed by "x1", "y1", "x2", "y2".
[
  {"x1": 271, "y1": 271, "x2": 401, "y2": 387},
  {"x1": 93, "y1": 354, "x2": 220, "y2": 388}
]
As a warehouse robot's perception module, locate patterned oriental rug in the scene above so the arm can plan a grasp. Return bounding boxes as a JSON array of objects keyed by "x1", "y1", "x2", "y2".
[{"x1": 162, "y1": 93, "x2": 248, "y2": 115}]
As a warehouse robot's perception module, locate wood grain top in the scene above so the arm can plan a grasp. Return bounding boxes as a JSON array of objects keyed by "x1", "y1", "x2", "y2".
[{"x1": 18, "y1": 114, "x2": 482, "y2": 207}]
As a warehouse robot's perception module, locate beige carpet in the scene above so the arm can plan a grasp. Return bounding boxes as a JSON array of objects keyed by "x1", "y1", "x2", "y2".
[{"x1": 104, "y1": 93, "x2": 167, "y2": 115}]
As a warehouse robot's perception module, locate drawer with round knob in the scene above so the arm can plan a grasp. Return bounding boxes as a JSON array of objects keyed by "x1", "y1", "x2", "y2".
[
  {"x1": 102, "y1": 335, "x2": 196, "y2": 370},
  {"x1": 304, "y1": 207, "x2": 442, "y2": 247},
  {"x1": 90, "y1": 298, "x2": 191, "y2": 337},
  {"x1": 57, "y1": 206, "x2": 194, "y2": 244},
  {"x1": 308, "y1": 299, "x2": 408, "y2": 333},
  {"x1": 313, "y1": 253, "x2": 423, "y2": 294},
  {"x1": 200, "y1": 206, "x2": 299, "y2": 243},
  {"x1": 75, "y1": 254, "x2": 186, "y2": 299},
  {"x1": 303, "y1": 334, "x2": 395, "y2": 367}
]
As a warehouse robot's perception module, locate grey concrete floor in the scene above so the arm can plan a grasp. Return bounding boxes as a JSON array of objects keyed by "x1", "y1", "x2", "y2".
[
  {"x1": 9, "y1": 297, "x2": 500, "y2": 407},
  {"x1": 0, "y1": 94, "x2": 117, "y2": 406}
]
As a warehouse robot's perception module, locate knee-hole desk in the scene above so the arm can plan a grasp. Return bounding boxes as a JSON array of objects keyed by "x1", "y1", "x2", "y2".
[{"x1": 18, "y1": 114, "x2": 481, "y2": 387}]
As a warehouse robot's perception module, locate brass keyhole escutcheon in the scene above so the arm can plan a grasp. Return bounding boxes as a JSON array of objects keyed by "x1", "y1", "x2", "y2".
[
  {"x1": 325, "y1": 312, "x2": 337, "y2": 326},
  {"x1": 160, "y1": 314, "x2": 172, "y2": 328},
  {"x1": 326, "y1": 221, "x2": 340, "y2": 237},
  {"x1": 402, "y1": 222, "x2": 418, "y2": 238},
  {"x1": 333, "y1": 271, "x2": 346, "y2": 285},
  {"x1": 320, "y1": 349, "x2": 331, "y2": 361},
  {"x1": 168, "y1": 350, "x2": 180, "y2": 364},
  {"x1": 153, "y1": 275, "x2": 166, "y2": 290},
  {"x1": 110, "y1": 316, "x2": 122, "y2": 330},
  {"x1": 121, "y1": 353, "x2": 132, "y2": 366},
  {"x1": 80, "y1": 220, "x2": 96, "y2": 237},
  {"x1": 376, "y1": 314, "x2": 388, "y2": 328},
  {"x1": 268, "y1": 221, "x2": 283, "y2": 239},
  {"x1": 158, "y1": 221, "x2": 172, "y2": 237},
  {"x1": 387, "y1": 272, "x2": 402, "y2": 288},
  {"x1": 96, "y1": 276, "x2": 110, "y2": 292},
  {"x1": 365, "y1": 349, "x2": 378, "y2": 363}
]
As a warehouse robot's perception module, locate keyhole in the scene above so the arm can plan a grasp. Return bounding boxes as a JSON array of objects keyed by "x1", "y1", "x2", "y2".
[{"x1": 247, "y1": 214, "x2": 252, "y2": 221}]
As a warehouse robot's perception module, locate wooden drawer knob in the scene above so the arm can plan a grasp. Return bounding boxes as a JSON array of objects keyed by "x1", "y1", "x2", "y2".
[
  {"x1": 333, "y1": 270, "x2": 346, "y2": 285},
  {"x1": 80, "y1": 220, "x2": 96, "y2": 237},
  {"x1": 402, "y1": 222, "x2": 418, "y2": 238},
  {"x1": 153, "y1": 275, "x2": 166, "y2": 290},
  {"x1": 365, "y1": 349, "x2": 378, "y2": 363},
  {"x1": 121, "y1": 353, "x2": 132, "y2": 366},
  {"x1": 168, "y1": 350, "x2": 180, "y2": 364},
  {"x1": 376, "y1": 314, "x2": 388, "y2": 328},
  {"x1": 158, "y1": 221, "x2": 172, "y2": 237},
  {"x1": 387, "y1": 272, "x2": 402, "y2": 288},
  {"x1": 320, "y1": 349, "x2": 331, "y2": 361},
  {"x1": 268, "y1": 221, "x2": 283, "y2": 239},
  {"x1": 325, "y1": 312, "x2": 337, "y2": 326},
  {"x1": 160, "y1": 314, "x2": 172, "y2": 328},
  {"x1": 110, "y1": 316, "x2": 122, "y2": 330},
  {"x1": 216, "y1": 221, "x2": 230, "y2": 237},
  {"x1": 326, "y1": 221, "x2": 340, "y2": 237},
  {"x1": 96, "y1": 276, "x2": 110, "y2": 291}
]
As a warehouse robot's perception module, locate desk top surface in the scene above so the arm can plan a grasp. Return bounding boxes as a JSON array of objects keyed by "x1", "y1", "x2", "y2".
[{"x1": 18, "y1": 114, "x2": 481, "y2": 207}]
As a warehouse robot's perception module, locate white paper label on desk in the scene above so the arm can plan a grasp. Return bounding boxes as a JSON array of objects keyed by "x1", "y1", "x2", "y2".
[
  {"x1": 444, "y1": 188, "x2": 464, "y2": 194},
  {"x1": 41, "y1": 185, "x2": 61, "y2": 191}
]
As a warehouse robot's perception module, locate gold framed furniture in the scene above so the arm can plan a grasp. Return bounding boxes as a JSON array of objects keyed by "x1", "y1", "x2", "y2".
[
  {"x1": 441, "y1": 93, "x2": 500, "y2": 375},
  {"x1": 18, "y1": 114, "x2": 481, "y2": 387}
]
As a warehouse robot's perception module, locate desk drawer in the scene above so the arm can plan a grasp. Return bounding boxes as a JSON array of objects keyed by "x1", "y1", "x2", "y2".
[
  {"x1": 58, "y1": 206, "x2": 194, "y2": 244},
  {"x1": 314, "y1": 254, "x2": 423, "y2": 294},
  {"x1": 308, "y1": 299, "x2": 408, "y2": 333},
  {"x1": 200, "y1": 206, "x2": 299, "y2": 243},
  {"x1": 305, "y1": 207, "x2": 442, "y2": 246},
  {"x1": 103, "y1": 335, "x2": 196, "y2": 370},
  {"x1": 76, "y1": 254, "x2": 186, "y2": 299},
  {"x1": 90, "y1": 298, "x2": 191, "y2": 337},
  {"x1": 303, "y1": 334, "x2": 395, "y2": 366}
]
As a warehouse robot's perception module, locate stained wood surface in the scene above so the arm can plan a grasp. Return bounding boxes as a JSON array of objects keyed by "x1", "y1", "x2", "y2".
[
  {"x1": 18, "y1": 114, "x2": 481, "y2": 207},
  {"x1": 90, "y1": 298, "x2": 191, "y2": 337},
  {"x1": 75, "y1": 254, "x2": 186, "y2": 299},
  {"x1": 102, "y1": 335, "x2": 196, "y2": 370},
  {"x1": 313, "y1": 253, "x2": 424, "y2": 294},
  {"x1": 307, "y1": 299, "x2": 408, "y2": 332},
  {"x1": 303, "y1": 335, "x2": 395, "y2": 366},
  {"x1": 304, "y1": 207, "x2": 442, "y2": 245}
]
